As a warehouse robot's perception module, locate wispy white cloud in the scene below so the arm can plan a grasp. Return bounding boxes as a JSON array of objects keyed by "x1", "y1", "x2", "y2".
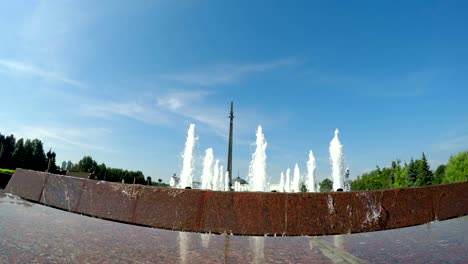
[
  {"x1": 159, "y1": 58, "x2": 298, "y2": 86},
  {"x1": 77, "y1": 57, "x2": 295, "y2": 139},
  {"x1": 301, "y1": 68, "x2": 439, "y2": 97},
  {"x1": 15, "y1": 124, "x2": 114, "y2": 153},
  {"x1": 156, "y1": 90, "x2": 228, "y2": 136},
  {"x1": 76, "y1": 89, "x2": 288, "y2": 146},
  {"x1": 81, "y1": 101, "x2": 171, "y2": 125},
  {"x1": 432, "y1": 134, "x2": 468, "y2": 152},
  {"x1": 155, "y1": 90, "x2": 286, "y2": 143},
  {"x1": 156, "y1": 90, "x2": 212, "y2": 111},
  {"x1": 0, "y1": 59, "x2": 84, "y2": 87}
]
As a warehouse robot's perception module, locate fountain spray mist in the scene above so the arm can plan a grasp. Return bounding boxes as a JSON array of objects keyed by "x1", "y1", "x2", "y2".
[
  {"x1": 329, "y1": 129, "x2": 345, "y2": 191},
  {"x1": 285, "y1": 168, "x2": 291, "y2": 192},
  {"x1": 224, "y1": 172, "x2": 229, "y2": 191},
  {"x1": 212, "y1": 160, "x2": 220, "y2": 191},
  {"x1": 180, "y1": 124, "x2": 197, "y2": 188},
  {"x1": 307, "y1": 150, "x2": 317, "y2": 192},
  {"x1": 201, "y1": 148, "x2": 214, "y2": 189},
  {"x1": 218, "y1": 165, "x2": 224, "y2": 191},
  {"x1": 249, "y1": 125, "x2": 268, "y2": 192},
  {"x1": 279, "y1": 172, "x2": 285, "y2": 192},
  {"x1": 292, "y1": 163, "x2": 301, "y2": 192}
]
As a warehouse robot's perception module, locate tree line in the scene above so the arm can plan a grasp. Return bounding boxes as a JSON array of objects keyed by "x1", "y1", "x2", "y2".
[
  {"x1": 316, "y1": 151, "x2": 467, "y2": 192},
  {"x1": 0, "y1": 133, "x2": 57, "y2": 172},
  {"x1": 0, "y1": 131, "x2": 165, "y2": 185},
  {"x1": 349, "y1": 151, "x2": 467, "y2": 191},
  {"x1": 65, "y1": 155, "x2": 148, "y2": 185}
]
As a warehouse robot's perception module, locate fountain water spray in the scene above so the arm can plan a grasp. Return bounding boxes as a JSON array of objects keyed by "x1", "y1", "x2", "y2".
[
  {"x1": 285, "y1": 168, "x2": 291, "y2": 192},
  {"x1": 234, "y1": 181, "x2": 241, "y2": 191},
  {"x1": 218, "y1": 165, "x2": 224, "y2": 191},
  {"x1": 179, "y1": 124, "x2": 197, "y2": 188},
  {"x1": 249, "y1": 125, "x2": 268, "y2": 192},
  {"x1": 329, "y1": 129, "x2": 345, "y2": 191},
  {"x1": 307, "y1": 150, "x2": 317, "y2": 192},
  {"x1": 224, "y1": 172, "x2": 230, "y2": 191},
  {"x1": 279, "y1": 172, "x2": 285, "y2": 192},
  {"x1": 292, "y1": 163, "x2": 301, "y2": 192},
  {"x1": 201, "y1": 148, "x2": 214, "y2": 190},
  {"x1": 212, "y1": 160, "x2": 220, "y2": 191}
]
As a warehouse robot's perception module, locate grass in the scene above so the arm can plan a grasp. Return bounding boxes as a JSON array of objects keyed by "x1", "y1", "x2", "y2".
[{"x1": 0, "y1": 168, "x2": 15, "y2": 174}]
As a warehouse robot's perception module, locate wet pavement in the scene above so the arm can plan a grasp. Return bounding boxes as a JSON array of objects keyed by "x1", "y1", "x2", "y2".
[{"x1": 1, "y1": 190, "x2": 467, "y2": 263}]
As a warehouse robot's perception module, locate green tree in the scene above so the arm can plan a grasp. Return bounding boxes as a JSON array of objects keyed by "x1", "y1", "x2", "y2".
[
  {"x1": 23, "y1": 139, "x2": 34, "y2": 169},
  {"x1": 392, "y1": 160, "x2": 408, "y2": 188},
  {"x1": 415, "y1": 152, "x2": 433, "y2": 186},
  {"x1": 96, "y1": 163, "x2": 107, "y2": 180},
  {"x1": 407, "y1": 158, "x2": 417, "y2": 187},
  {"x1": 75, "y1": 156, "x2": 98, "y2": 173},
  {"x1": 433, "y1": 164, "x2": 446, "y2": 185},
  {"x1": 300, "y1": 183, "x2": 307, "y2": 192},
  {"x1": 12, "y1": 138, "x2": 26, "y2": 169},
  {"x1": 319, "y1": 178, "x2": 333, "y2": 192},
  {"x1": 350, "y1": 166, "x2": 392, "y2": 191},
  {"x1": 0, "y1": 134, "x2": 16, "y2": 169},
  {"x1": 443, "y1": 151, "x2": 468, "y2": 183},
  {"x1": 46, "y1": 149, "x2": 57, "y2": 173},
  {"x1": 27, "y1": 138, "x2": 47, "y2": 171},
  {"x1": 31, "y1": 139, "x2": 47, "y2": 171},
  {"x1": 66, "y1": 160, "x2": 74, "y2": 171}
]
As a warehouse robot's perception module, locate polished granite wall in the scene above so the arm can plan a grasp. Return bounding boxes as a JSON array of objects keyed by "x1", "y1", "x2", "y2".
[{"x1": 5, "y1": 168, "x2": 468, "y2": 236}]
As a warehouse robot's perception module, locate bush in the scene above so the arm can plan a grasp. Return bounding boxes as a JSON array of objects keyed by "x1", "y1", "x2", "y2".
[{"x1": 0, "y1": 168, "x2": 15, "y2": 174}]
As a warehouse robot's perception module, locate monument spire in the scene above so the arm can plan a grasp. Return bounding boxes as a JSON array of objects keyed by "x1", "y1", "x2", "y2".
[{"x1": 227, "y1": 101, "x2": 234, "y2": 191}]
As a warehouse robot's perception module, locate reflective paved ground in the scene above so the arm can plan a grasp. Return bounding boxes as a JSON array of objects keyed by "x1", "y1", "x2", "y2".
[{"x1": 1, "y1": 190, "x2": 467, "y2": 263}]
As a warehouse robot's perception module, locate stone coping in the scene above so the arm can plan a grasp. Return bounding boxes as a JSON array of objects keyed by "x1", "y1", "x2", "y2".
[{"x1": 5, "y1": 168, "x2": 468, "y2": 236}]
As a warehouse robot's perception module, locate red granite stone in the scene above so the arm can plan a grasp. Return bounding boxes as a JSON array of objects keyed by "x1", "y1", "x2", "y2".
[
  {"x1": 380, "y1": 187, "x2": 435, "y2": 229},
  {"x1": 76, "y1": 180, "x2": 138, "y2": 223},
  {"x1": 286, "y1": 192, "x2": 337, "y2": 235},
  {"x1": 5, "y1": 169, "x2": 468, "y2": 236},
  {"x1": 40, "y1": 174, "x2": 86, "y2": 212},
  {"x1": 199, "y1": 190, "x2": 237, "y2": 234},
  {"x1": 433, "y1": 182, "x2": 468, "y2": 220},
  {"x1": 5, "y1": 168, "x2": 48, "y2": 202},
  {"x1": 232, "y1": 192, "x2": 287, "y2": 235},
  {"x1": 133, "y1": 186, "x2": 206, "y2": 231}
]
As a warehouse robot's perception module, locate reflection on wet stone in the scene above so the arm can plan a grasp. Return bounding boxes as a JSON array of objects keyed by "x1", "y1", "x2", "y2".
[{"x1": 178, "y1": 232, "x2": 190, "y2": 264}]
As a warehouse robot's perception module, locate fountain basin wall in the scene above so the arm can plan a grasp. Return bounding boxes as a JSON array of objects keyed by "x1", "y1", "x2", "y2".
[{"x1": 5, "y1": 168, "x2": 468, "y2": 236}]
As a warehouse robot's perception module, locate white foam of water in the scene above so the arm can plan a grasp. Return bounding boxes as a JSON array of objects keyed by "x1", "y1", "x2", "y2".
[
  {"x1": 279, "y1": 172, "x2": 285, "y2": 192},
  {"x1": 218, "y1": 165, "x2": 224, "y2": 191},
  {"x1": 180, "y1": 124, "x2": 197, "y2": 189},
  {"x1": 329, "y1": 129, "x2": 345, "y2": 191},
  {"x1": 225, "y1": 171, "x2": 229, "y2": 191},
  {"x1": 292, "y1": 163, "x2": 301, "y2": 192},
  {"x1": 201, "y1": 148, "x2": 214, "y2": 190},
  {"x1": 212, "y1": 160, "x2": 220, "y2": 191},
  {"x1": 285, "y1": 168, "x2": 291, "y2": 192},
  {"x1": 249, "y1": 125, "x2": 269, "y2": 192},
  {"x1": 307, "y1": 150, "x2": 317, "y2": 192}
]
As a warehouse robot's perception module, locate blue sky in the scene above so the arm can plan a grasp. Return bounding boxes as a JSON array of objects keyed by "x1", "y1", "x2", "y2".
[{"x1": 1, "y1": 1, "x2": 467, "y2": 183}]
